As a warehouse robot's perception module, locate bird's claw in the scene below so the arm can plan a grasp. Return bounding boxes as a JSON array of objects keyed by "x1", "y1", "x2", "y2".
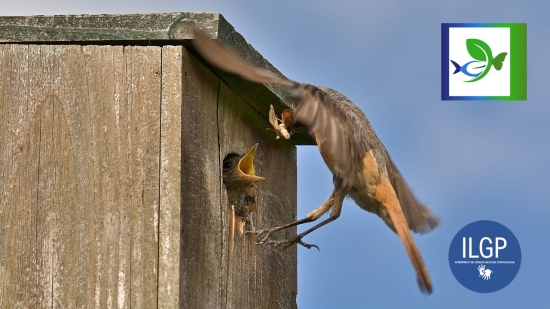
[
  {"x1": 264, "y1": 238, "x2": 319, "y2": 250},
  {"x1": 254, "y1": 232, "x2": 319, "y2": 251},
  {"x1": 248, "y1": 228, "x2": 320, "y2": 250},
  {"x1": 298, "y1": 239, "x2": 320, "y2": 250},
  {"x1": 246, "y1": 229, "x2": 272, "y2": 245}
]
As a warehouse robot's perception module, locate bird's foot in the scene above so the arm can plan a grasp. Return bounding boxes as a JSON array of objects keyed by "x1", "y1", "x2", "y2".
[
  {"x1": 244, "y1": 228, "x2": 272, "y2": 243},
  {"x1": 249, "y1": 229, "x2": 319, "y2": 250},
  {"x1": 265, "y1": 237, "x2": 320, "y2": 250}
]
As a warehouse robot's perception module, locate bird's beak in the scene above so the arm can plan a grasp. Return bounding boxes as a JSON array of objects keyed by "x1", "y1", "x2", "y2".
[{"x1": 237, "y1": 143, "x2": 265, "y2": 183}]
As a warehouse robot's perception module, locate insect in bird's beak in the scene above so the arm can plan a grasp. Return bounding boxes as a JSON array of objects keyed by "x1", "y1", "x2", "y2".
[
  {"x1": 269, "y1": 105, "x2": 290, "y2": 139},
  {"x1": 268, "y1": 105, "x2": 300, "y2": 140}
]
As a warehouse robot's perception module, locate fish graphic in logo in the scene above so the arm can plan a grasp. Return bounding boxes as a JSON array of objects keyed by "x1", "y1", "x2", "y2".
[{"x1": 450, "y1": 38, "x2": 508, "y2": 82}]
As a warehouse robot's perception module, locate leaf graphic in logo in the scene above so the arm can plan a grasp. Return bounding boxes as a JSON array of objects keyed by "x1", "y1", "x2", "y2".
[
  {"x1": 465, "y1": 39, "x2": 494, "y2": 82},
  {"x1": 493, "y1": 52, "x2": 508, "y2": 71},
  {"x1": 466, "y1": 39, "x2": 492, "y2": 61}
]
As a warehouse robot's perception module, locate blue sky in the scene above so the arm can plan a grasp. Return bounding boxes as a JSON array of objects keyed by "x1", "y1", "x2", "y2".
[{"x1": 5, "y1": 1, "x2": 549, "y2": 308}]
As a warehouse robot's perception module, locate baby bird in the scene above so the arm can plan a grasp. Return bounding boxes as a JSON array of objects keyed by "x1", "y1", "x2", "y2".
[{"x1": 222, "y1": 144, "x2": 264, "y2": 253}]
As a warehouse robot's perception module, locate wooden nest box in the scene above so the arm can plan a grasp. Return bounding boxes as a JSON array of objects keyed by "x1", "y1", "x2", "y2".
[{"x1": 0, "y1": 12, "x2": 311, "y2": 308}]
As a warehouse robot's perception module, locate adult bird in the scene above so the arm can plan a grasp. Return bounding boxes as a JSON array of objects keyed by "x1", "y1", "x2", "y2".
[{"x1": 193, "y1": 29, "x2": 439, "y2": 294}]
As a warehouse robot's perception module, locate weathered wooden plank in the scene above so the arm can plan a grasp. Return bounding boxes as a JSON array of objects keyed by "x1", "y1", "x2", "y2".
[
  {"x1": 0, "y1": 45, "x2": 90, "y2": 309},
  {"x1": 218, "y1": 82, "x2": 298, "y2": 309},
  {"x1": 0, "y1": 12, "x2": 314, "y2": 145},
  {"x1": 1, "y1": 15, "x2": 302, "y2": 307},
  {"x1": 109, "y1": 45, "x2": 133, "y2": 309},
  {"x1": 159, "y1": 45, "x2": 184, "y2": 309},
  {"x1": 0, "y1": 12, "x2": 218, "y2": 42},
  {"x1": 0, "y1": 44, "x2": 162, "y2": 308},
  {"x1": 178, "y1": 47, "x2": 298, "y2": 308},
  {"x1": 18, "y1": 45, "x2": 80, "y2": 309},
  {"x1": 0, "y1": 44, "x2": 40, "y2": 309},
  {"x1": 180, "y1": 47, "x2": 224, "y2": 308},
  {"x1": 79, "y1": 44, "x2": 131, "y2": 308},
  {"x1": 35, "y1": 80, "x2": 80, "y2": 309},
  {"x1": 125, "y1": 45, "x2": 162, "y2": 309}
]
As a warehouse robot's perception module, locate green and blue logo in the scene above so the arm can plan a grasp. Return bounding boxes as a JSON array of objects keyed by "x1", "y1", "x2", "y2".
[
  {"x1": 441, "y1": 23, "x2": 527, "y2": 100},
  {"x1": 450, "y1": 39, "x2": 508, "y2": 82}
]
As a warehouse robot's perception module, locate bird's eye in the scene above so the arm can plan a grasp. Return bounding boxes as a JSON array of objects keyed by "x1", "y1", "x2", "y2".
[{"x1": 223, "y1": 153, "x2": 240, "y2": 172}]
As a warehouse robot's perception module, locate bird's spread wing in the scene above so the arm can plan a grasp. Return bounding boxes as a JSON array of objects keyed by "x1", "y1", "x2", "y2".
[
  {"x1": 194, "y1": 29, "x2": 436, "y2": 214},
  {"x1": 192, "y1": 30, "x2": 298, "y2": 90},
  {"x1": 193, "y1": 29, "x2": 355, "y2": 186},
  {"x1": 291, "y1": 85, "x2": 356, "y2": 187}
]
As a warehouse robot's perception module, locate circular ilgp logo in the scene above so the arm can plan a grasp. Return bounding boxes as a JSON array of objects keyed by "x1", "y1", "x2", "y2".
[{"x1": 449, "y1": 220, "x2": 521, "y2": 293}]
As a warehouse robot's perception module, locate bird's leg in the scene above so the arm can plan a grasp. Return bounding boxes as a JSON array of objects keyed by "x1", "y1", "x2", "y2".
[
  {"x1": 253, "y1": 189, "x2": 345, "y2": 250},
  {"x1": 250, "y1": 192, "x2": 334, "y2": 244}
]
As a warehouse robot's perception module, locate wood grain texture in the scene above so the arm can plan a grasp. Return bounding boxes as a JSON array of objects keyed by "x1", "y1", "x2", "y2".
[
  {"x1": 0, "y1": 12, "x2": 315, "y2": 145},
  {"x1": 0, "y1": 44, "x2": 161, "y2": 308},
  {"x1": 218, "y1": 82, "x2": 298, "y2": 309},
  {"x1": 0, "y1": 44, "x2": 40, "y2": 309},
  {"x1": 1, "y1": 40, "x2": 298, "y2": 308},
  {"x1": 180, "y1": 47, "x2": 224, "y2": 308},
  {"x1": 180, "y1": 50, "x2": 298, "y2": 308},
  {"x1": 0, "y1": 12, "x2": 218, "y2": 42},
  {"x1": 159, "y1": 45, "x2": 184, "y2": 309},
  {"x1": 126, "y1": 45, "x2": 162, "y2": 309}
]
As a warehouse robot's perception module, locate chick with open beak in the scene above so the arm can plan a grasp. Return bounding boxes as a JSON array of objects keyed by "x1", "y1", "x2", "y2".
[{"x1": 222, "y1": 143, "x2": 265, "y2": 253}]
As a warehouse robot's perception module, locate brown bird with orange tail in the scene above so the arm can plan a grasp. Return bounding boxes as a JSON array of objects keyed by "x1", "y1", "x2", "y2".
[{"x1": 193, "y1": 29, "x2": 439, "y2": 294}]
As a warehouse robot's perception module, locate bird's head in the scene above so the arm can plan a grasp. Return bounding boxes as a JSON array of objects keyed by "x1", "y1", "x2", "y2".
[{"x1": 222, "y1": 143, "x2": 265, "y2": 190}]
